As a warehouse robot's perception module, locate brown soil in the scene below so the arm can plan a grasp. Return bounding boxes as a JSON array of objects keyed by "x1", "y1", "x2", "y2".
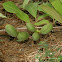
[{"x1": 0, "y1": 0, "x2": 62, "y2": 62}]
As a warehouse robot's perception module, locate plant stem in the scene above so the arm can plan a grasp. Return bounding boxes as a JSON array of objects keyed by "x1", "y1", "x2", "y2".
[{"x1": 0, "y1": 26, "x2": 62, "y2": 35}]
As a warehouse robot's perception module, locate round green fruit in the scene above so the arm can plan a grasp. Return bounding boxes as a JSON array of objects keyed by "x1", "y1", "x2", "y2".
[
  {"x1": 26, "y1": 23, "x2": 36, "y2": 32},
  {"x1": 40, "y1": 23, "x2": 53, "y2": 34},
  {"x1": 5, "y1": 24, "x2": 18, "y2": 37},
  {"x1": 32, "y1": 32, "x2": 40, "y2": 41},
  {"x1": 17, "y1": 32, "x2": 29, "y2": 42}
]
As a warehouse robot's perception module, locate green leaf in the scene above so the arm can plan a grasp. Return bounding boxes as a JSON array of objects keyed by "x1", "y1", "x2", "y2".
[
  {"x1": 17, "y1": 32, "x2": 29, "y2": 41},
  {"x1": 60, "y1": 0, "x2": 62, "y2": 3},
  {"x1": 38, "y1": 41, "x2": 46, "y2": 45},
  {"x1": 40, "y1": 60, "x2": 44, "y2": 62},
  {"x1": 45, "y1": 50, "x2": 51, "y2": 57},
  {"x1": 5, "y1": 24, "x2": 18, "y2": 37},
  {"x1": 44, "y1": 44, "x2": 49, "y2": 49},
  {"x1": 3, "y1": 1, "x2": 19, "y2": 13},
  {"x1": 58, "y1": 55, "x2": 62, "y2": 62},
  {"x1": 34, "y1": 19, "x2": 49, "y2": 26},
  {"x1": 49, "y1": 0, "x2": 62, "y2": 15},
  {"x1": 23, "y1": 0, "x2": 29, "y2": 8},
  {"x1": 37, "y1": 2, "x2": 54, "y2": 19},
  {"x1": 39, "y1": 57, "x2": 41, "y2": 62},
  {"x1": 37, "y1": 14, "x2": 48, "y2": 21},
  {"x1": 41, "y1": 4, "x2": 62, "y2": 23},
  {"x1": 40, "y1": 23, "x2": 53, "y2": 34},
  {"x1": 0, "y1": 40, "x2": 4, "y2": 41},
  {"x1": 3, "y1": 1, "x2": 30, "y2": 22},
  {"x1": 43, "y1": 2, "x2": 53, "y2": 8},
  {"x1": 35, "y1": 54, "x2": 40, "y2": 59},
  {"x1": 38, "y1": 5, "x2": 44, "y2": 12},
  {"x1": 0, "y1": 13, "x2": 7, "y2": 18},
  {"x1": 16, "y1": 10, "x2": 30, "y2": 22},
  {"x1": 38, "y1": 50, "x2": 43, "y2": 52},
  {"x1": 48, "y1": 59, "x2": 56, "y2": 62},
  {"x1": 57, "y1": 47, "x2": 61, "y2": 52},
  {"x1": 24, "y1": 3, "x2": 38, "y2": 18},
  {"x1": 38, "y1": 2, "x2": 53, "y2": 11}
]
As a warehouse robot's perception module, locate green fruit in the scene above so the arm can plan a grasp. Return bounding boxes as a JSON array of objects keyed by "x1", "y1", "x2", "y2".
[
  {"x1": 5, "y1": 24, "x2": 18, "y2": 37},
  {"x1": 32, "y1": 32, "x2": 40, "y2": 41},
  {"x1": 17, "y1": 32, "x2": 29, "y2": 42},
  {"x1": 26, "y1": 22, "x2": 36, "y2": 32},
  {"x1": 40, "y1": 23, "x2": 53, "y2": 34}
]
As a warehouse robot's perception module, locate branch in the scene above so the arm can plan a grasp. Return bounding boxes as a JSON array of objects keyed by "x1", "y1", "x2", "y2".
[{"x1": 0, "y1": 26, "x2": 62, "y2": 35}]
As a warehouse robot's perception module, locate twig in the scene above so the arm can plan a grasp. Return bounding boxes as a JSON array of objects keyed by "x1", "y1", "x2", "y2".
[{"x1": 0, "y1": 26, "x2": 62, "y2": 35}]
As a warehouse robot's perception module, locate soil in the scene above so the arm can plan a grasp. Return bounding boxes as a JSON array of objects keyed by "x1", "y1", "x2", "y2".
[{"x1": 0, "y1": 0, "x2": 62, "y2": 62}]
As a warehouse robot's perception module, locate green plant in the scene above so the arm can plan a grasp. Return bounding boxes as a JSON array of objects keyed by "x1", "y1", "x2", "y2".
[
  {"x1": 35, "y1": 41, "x2": 62, "y2": 62},
  {"x1": 58, "y1": 55, "x2": 62, "y2": 62},
  {"x1": 49, "y1": 0, "x2": 62, "y2": 15},
  {"x1": 0, "y1": 40, "x2": 4, "y2": 41},
  {"x1": 3, "y1": 0, "x2": 62, "y2": 42}
]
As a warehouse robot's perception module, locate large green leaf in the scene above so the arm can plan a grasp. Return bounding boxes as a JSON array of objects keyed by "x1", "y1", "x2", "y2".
[
  {"x1": 41, "y1": 4, "x2": 62, "y2": 23},
  {"x1": 34, "y1": 19, "x2": 49, "y2": 25},
  {"x1": 23, "y1": 3, "x2": 38, "y2": 18},
  {"x1": 23, "y1": 0, "x2": 29, "y2": 8},
  {"x1": 49, "y1": 0, "x2": 62, "y2": 15},
  {"x1": 3, "y1": 1, "x2": 30, "y2": 22}
]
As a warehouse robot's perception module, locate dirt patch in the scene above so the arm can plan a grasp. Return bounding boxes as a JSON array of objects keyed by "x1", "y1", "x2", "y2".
[{"x1": 0, "y1": 32, "x2": 62, "y2": 62}]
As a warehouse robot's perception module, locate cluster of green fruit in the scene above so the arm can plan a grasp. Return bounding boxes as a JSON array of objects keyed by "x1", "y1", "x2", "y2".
[{"x1": 5, "y1": 22, "x2": 53, "y2": 42}]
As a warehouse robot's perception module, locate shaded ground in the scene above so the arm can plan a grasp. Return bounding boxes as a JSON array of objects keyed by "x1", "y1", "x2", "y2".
[{"x1": 0, "y1": 32, "x2": 62, "y2": 62}]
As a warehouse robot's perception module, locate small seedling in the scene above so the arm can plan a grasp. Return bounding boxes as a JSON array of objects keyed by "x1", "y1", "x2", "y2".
[
  {"x1": 3, "y1": 0, "x2": 62, "y2": 42},
  {"x1": 58, "y1": 55, "x2": 62, "y2": 62},
  {"x1": 35, "y1": 41, "x2": 62, "y2": 62}
]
